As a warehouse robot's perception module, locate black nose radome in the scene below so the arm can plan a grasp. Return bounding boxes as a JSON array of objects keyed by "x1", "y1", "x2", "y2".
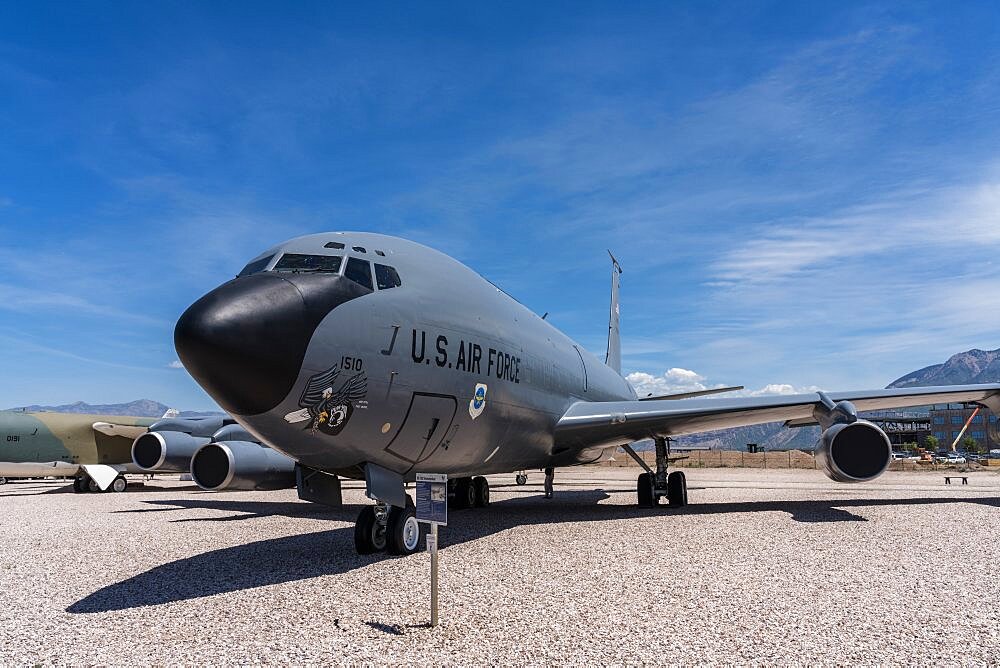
[{"x1": 175, "y1": 273, "x2": 369, "y2": 416}]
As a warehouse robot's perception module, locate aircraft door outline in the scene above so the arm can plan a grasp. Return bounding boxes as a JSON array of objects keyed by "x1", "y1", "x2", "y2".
[{"x1": 383, "y1": 392, "x2": 457, "y2": 468}]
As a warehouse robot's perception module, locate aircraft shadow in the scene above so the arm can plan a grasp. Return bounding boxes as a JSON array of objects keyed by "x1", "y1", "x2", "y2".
[{"x1": 67, "y1": 491, "x2": 1000, "y2": 614}]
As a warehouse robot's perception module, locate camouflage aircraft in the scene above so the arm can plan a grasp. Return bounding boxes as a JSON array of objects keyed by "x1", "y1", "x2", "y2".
[
  {"x1": 0, "y1": 407, "x2": 298, "y2": 493},
  {"x1": 0, "y1": 411, "x2": 156, "y2": 491}
]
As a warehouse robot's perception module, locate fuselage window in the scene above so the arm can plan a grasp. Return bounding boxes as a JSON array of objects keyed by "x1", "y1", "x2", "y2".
[
  {"x1": 374, "y1": 263, "x2": 402, "y2": 290},
  {"x1": 324, "y1": 241, "x2": 345, "y2": 249},
  {"x1": 272, "y1": 254, "x2": 342, "y2": 273},
  {"x1": 345, "y1": 257, "x2": 374, "y2": 290},
  {"x1": 374, "y1": 249, "x2": 385, "y2": 256},
  {"x1": 352, "y1": 246, "x2": 367, "y2": 253},
  {"x1": 238, "y1": 254, "x2": 275, "y2": 277}
]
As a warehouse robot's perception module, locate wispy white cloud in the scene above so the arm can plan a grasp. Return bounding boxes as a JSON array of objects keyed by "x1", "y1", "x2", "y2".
[
  {"x1": 167, "y1": 360, "x2": 184, "y2": 369},
  {"x1": 627, "y1": 368, "x2": 820, "y2": 398},
  {"x1": 626, "y1": 368, "x2": 709, "y2": 396}
]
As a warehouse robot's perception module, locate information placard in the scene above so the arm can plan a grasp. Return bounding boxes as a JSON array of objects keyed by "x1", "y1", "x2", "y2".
[{"x1": 415, "y1": 473, "x2": 448, "y2": 526}]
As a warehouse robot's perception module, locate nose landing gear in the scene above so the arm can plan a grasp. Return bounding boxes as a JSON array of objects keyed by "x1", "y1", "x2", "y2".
[
  {"x1": 353, "y1": 476, "x2": 492, "y2": 556},
  {"x1": 354, "y1": 496, "x2": 424, "y2": 556}
]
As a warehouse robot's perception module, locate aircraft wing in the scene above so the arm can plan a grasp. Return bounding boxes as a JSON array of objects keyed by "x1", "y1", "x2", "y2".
[
  {"x1": 554, "y1": 383, "x2": 1000, "y2": 451},
  {"x1": 92, "y1": 421, "x2": 149, "y2": 440}
]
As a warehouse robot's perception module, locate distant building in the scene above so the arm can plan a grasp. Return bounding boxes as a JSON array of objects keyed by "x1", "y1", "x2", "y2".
[
  {"x1": 862, "y1": 410, "x2": 930, "y2": 448},
  {"x1": 927, "y1": 403, "x2": 998, "y2": 451}
]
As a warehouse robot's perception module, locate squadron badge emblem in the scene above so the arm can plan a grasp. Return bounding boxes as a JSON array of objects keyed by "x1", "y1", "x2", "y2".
[
  {"x1": 468, "y1": 383, "x2": 488, "y2": 420},
  {"x1": 283, "y1": 364, "x2": 368, "y2": 435}
]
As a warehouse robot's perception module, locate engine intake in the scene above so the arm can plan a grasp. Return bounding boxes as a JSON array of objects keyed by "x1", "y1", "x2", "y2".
[
  {"x1": 132, "y1": 431, "x2": 210, "y2": 472},
  {"x1": 191, "y1": 440, "x2": 296, "y2": 491},
  {"x1": 815, "y1": 420, "x2": 891, "y2": 483}
]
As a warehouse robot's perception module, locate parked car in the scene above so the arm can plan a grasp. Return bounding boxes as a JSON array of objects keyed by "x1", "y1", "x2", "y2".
[{"x1": 935, "y1": 452, "x2": 966, "y2": 464}]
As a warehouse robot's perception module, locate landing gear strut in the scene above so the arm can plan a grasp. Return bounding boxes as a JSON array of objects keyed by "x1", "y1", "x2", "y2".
[{"x1": 625, "y1": 437, "x2": 688, "y2": 508}]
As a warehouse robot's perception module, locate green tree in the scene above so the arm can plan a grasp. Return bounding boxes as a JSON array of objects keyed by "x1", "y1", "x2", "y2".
[
  {"x1": 924, "y1": 434, "x2": 940, "y2": 451},
  {"x1": 962, "y1": 436, "x2": 980, "y2": 453},
  {"x1": 901, "y1": 441, "x2": 919, "y2": 453}
]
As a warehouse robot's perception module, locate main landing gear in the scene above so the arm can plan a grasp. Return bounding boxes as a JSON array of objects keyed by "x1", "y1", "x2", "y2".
[
  {"x1": 72, "y1": 473, "x2": 128, "y2": 494},
  {"x1": 353, "y1": 476, "x2": 490, "y2": 557},
  {"x1": 452, "y1": 476, "x2": 489, "y2": 509},
  {"x1": 625, "y1": 436, "x2": 688, "y2": 509}
]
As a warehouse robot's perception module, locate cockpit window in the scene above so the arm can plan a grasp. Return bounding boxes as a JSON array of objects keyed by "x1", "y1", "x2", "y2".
[
  {"x1": 352, "y1": 246, "x2": 367, "y2": 253},
  {"x1": 374, "y1": 263, "x2": 402, "y2": 290},
  {"x1": 238, "y1": 254, "x2": 274, "y2": 277},
  {"x1": 272, "y1": 254, "x2": 342, "y2": 273},
  {"x1": 324, "y1": 241, "x2": 345, "y2": 250},
  {"x1": 344, "y1": 257, "x2": 373, "y2": 290}
]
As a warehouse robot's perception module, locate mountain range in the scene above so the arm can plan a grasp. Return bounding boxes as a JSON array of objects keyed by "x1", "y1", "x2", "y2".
[
  {"x1": 887, "y1": 348, "x2": 1000, "y2": 388},
  {"x1": 7, "y1": 399, "x2": 223, "y2": 418}
]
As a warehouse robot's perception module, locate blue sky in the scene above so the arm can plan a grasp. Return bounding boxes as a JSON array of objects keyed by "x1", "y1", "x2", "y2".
[{"x1": 2, "y1": 1, "x2": 1000, "y2": 410}]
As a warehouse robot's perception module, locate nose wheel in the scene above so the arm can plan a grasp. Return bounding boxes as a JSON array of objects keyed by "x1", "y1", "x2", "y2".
[{"x1": 354, "y1": 496, "x2": 424, "y2": 556}]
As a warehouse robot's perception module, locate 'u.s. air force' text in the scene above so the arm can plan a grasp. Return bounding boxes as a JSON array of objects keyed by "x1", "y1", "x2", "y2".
[{"x1": 410, "y1": 329, "x2": 520, "y2": 383}]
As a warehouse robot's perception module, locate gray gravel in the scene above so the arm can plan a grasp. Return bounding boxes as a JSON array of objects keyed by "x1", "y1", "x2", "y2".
[{"x1": 2, "y1": 468, "x2": 1000, "y2": 665}]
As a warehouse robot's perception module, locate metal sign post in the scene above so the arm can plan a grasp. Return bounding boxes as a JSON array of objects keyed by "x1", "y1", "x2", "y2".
[{"x1": 415, "y1": 473, "x2": 447, "y2": 627}]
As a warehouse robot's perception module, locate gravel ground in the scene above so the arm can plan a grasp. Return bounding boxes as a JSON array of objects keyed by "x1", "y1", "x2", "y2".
[{"x1": 2, "y1": 467, "x2": 1000, "y2": 665}]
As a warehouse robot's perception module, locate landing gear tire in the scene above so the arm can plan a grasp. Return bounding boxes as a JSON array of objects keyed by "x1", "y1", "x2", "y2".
[
  {"x1": 453, "y1": 477, "x2": 476, "y2": 509},
  {"x1": 110, "y1": 476, "x2": 127, "y2": 493},
  {"x1": 472, "y1": 476, "x2": 490, "y2": 507},
  {"x1": 515, "y1": 473, "x2": 527, "y2": 486},
  {"x1": 387, "y1": 504, "x2": 422, "y2": 555},
  {"x1": 87, "y1": 478, "x2": 101, "y2": 493},
  {"x1": 354, "y1": 506, "x2": 388, "y2": 555},
  {"x1": 0, "y1": 476, "x2": 6, "y2": 485},
  {"x1": 667, "y1": 471, "x2": 688, "y2": 508},
  {"x1": 637, "y1": 472, "x2": 657, "y2": 508}
]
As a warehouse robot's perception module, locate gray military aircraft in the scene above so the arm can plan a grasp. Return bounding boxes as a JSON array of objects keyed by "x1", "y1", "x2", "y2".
[{"x1": 172, "y1": 232, "x2": 1000, "y2": 556}]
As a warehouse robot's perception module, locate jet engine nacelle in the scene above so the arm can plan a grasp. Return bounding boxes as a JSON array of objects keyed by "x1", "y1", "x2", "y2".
[
  {"x1": 190, "y1": 440, "x2": 296, "y2": 491},
  {"x1": 132, "y1": 430, "x2": 211, "y2": 472},
  {"x1": 815, "y1": 419, "x2": 892, "y2": 483}
]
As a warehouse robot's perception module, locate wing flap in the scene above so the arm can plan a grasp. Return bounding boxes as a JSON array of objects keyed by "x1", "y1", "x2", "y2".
[{"x1": 555, "y1": 383, "x2": 1000, "y2": 451}]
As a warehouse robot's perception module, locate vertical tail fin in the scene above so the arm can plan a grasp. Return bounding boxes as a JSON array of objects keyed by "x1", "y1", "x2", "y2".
[{"x1": 605, "y1": 251, "x2": 623, "y2": 374}]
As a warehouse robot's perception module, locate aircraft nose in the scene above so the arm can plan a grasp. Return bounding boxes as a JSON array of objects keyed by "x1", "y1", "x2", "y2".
[{"x1": 175, "y1": 273, "x2": 368, "y2": 416}]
